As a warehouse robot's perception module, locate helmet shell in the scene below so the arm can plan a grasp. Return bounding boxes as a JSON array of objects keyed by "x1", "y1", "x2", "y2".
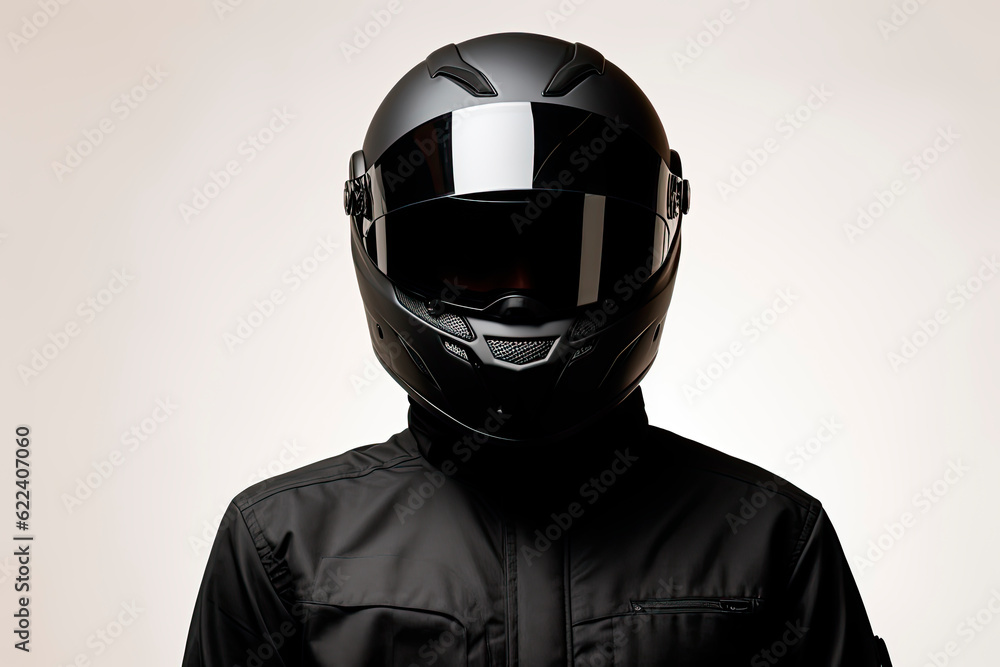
[{"x1": 347, "y1": 32, "x2": 688, "y2": 442}]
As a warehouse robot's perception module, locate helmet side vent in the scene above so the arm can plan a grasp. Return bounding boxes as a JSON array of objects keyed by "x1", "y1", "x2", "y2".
[{"x1": 397, "y1": 334, "x2": 431, "y2": 377}]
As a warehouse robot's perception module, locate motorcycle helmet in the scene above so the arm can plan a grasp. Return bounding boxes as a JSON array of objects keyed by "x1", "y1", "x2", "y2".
[{"x1": 345, "y1": 32, "x2": 690, "y2": 442}]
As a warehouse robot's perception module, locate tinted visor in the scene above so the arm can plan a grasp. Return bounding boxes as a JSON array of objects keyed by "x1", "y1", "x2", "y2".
[
  {"x1": 366, "y1": 191, "x2": 671, "y2": 312},
  {"x1": 357, "y1": 102, "x2": 681, "y2": 312}
]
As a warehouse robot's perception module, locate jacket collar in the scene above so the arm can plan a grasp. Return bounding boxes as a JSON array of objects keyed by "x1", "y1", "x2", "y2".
[{"x1": 405, "y1": 387, "x2": 650, "y2": 501}]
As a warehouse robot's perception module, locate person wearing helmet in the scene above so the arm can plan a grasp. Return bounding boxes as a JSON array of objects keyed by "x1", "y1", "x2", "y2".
[{"x1": 182, "y1": 32, "x2": 892, "y2": 666}]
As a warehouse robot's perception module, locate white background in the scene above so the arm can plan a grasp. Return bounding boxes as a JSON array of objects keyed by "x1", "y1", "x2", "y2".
[{"x1": 2, "y1": 0, "x2": 998, "y2": 664}]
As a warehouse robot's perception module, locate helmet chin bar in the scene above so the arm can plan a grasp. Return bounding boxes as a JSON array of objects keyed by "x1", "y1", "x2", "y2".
[
  {"x1": 349, "y1": 184, "x2": 682, "y2": 442},
  {"x1": 366, "y1": 245, "x2": 678, "y2": 442}
]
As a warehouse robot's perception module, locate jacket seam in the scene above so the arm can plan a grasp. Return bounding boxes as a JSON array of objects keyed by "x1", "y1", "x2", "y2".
[
  {"x1": 563, "y1": 537, "x2": 573, "y2": 667},
  {"x1": 785, "y1": 498, "x2": 822, "y2": 588},
  {"x1": 506, "y1": 519, "x2": 518, "y2": 666},
  {"x1": 237, "y1": 453, "x2": 423, "y2": 509},
  {"x1": 673, "y1": 462, "x2": 813, "y2": 510},
  {"x1": 232, "y1": 503, "x2": 295, "y2": 664},
  {"x1": 241, "y1": 504, "x2": 297, "y2": 603},
  {"x1": 648, "y1": 428, "x2": 815, "y2": 510}
]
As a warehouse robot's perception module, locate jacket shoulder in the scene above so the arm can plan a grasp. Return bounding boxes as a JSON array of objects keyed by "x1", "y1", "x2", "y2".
[
  {"x1": 646, "y1": 424, "x2": 820, "y2": 511},
  {"x1": 231, "y1": 428, "x2": 420, "y2": 511}
]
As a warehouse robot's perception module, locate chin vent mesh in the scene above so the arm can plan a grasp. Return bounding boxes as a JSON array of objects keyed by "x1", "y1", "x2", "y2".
[
  {"x1": 570, "y1": 316, "x2": 598, "y2": 341},
  {"x1": 394, "y1": 286, "x2": 474, "y2": 341},
  {"x1": 443, "y1": 340, "x2": 469, "y2": 361},
  {"x1": 485, "y1": 337, "x2": 557, "y2": 365},
  {"x1": 571, "y1": 344, "x2": 594, "y2": 360}
]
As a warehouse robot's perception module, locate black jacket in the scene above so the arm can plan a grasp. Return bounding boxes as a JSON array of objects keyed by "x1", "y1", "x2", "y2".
[{"x1": 182, "y1": 387, "x2": 892, "y2": 666}]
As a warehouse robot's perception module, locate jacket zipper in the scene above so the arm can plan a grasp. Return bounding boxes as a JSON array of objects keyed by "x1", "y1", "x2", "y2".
[
  {"x1": 501, "y1": 513, "x2": 517, "y2": 667},
  {"x1": 630, "y1": 597, "x2": 761, "y2": 614}
]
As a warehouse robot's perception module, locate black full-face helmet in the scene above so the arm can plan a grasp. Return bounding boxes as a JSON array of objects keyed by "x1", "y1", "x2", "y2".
[{"x1": 345, "y1": 32, "x2": 691, "y2": 443}]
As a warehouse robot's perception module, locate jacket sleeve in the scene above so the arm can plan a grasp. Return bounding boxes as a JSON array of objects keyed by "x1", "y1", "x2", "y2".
[
  {"x1": 181, "y1": 500, "x2": 301, "y2": 666},
  {"x1": 778, "y1": 504, "x2": 893, "y2": 666}
]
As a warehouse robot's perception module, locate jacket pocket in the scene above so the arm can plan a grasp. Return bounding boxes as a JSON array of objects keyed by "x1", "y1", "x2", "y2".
[
  {"x1": 296, "y1": 555, "x2": 480, "y2": 667},
  {"x1": 612, "y1": 596, "x2": 766, "y2": 665},
  {"x1": 303, "y1": 602, "x2": 469, "y2": 667},
  {"x1": 629, "y1": 596, "x2": 762, "y2": 614}
]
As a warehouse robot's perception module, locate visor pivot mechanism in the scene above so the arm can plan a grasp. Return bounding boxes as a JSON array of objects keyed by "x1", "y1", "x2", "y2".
[
  {"x1": 666, "y1": 173, "x2": 692, "y2": 219},
  {"x1": 680, "y1": 178, "x2": 691, "y2": 216},
  {"x1": 343, "y1": 172, "x2": 372, "y2": 219}
]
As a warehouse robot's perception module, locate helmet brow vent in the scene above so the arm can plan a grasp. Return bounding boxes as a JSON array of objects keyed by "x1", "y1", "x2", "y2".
[
  {"x1": 542, "y1": 42, "x2": 607, "y2": 97},
  {"x1": 394, "y1": 286, "x2": 475, "y2": 341},
  {"x1": 485, "y1": 336, "x2": 557, "y2": 365},
  {"x1": 425, "y1": 43, "x2": 497, "y2": 97}
]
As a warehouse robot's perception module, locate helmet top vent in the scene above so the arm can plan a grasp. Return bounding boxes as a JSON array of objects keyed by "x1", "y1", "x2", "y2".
[
  {"x1": 542, "y1": 42, "x2": 607, "y2": 97},
  {"x1": 425, "y1": 43, "x2": 497, "y2": 97}
]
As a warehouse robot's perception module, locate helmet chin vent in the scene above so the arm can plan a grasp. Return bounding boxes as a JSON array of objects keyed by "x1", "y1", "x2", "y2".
[
  {"x1": 485, "y1": 336, "x2": 557, "y2": 365},
  {"x1": 570, "y1": 316, "x2": 598, "y2": 341},
  {"x1": 443, "y1": 340, "x2": 469, "y2": 361},
  {"x1": 394, "y1": 286, "x2": 475, "y2": 341}
]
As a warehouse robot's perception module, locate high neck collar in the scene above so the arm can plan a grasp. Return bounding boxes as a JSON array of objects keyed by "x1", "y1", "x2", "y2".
[{"x1": 405, "y1": 387, "x2": 650, "y2": 501}]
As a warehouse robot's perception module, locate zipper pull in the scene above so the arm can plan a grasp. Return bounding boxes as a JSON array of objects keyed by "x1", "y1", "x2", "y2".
[
  {"x1": 720, "y1": 598, "x2": 751, "y2": 612},
  {"x1": 631, "y1": 602, "x2": 643, "y2": 612}
]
